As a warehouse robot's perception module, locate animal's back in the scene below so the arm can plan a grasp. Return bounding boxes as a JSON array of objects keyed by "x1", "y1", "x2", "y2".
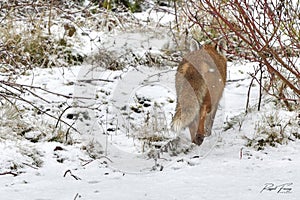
[{"x1": 171, "y1": 42, "x2": 227, "y2": 145}]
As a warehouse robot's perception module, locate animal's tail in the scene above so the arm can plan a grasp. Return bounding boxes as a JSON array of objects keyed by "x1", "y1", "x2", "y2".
[{"x1": 171, "y1": 88, "x2": 202, "y2": 132}]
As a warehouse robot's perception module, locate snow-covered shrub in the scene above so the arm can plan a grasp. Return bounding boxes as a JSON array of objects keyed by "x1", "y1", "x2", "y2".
[
  {"x1": 0, "y1": 99, "x2": 72, "y2": 144},
  {"x1": 0, "y1": 1, "x2": 85, "y2": 71},
  {"x1": 183, "y1": 0, "x2": 300, "y2": 109},
  {"x1": 127, "y1": 96, "x2": 171, "y2": 147},
  {"x1": 88, "y1": 48, "x2": 175, "y2": 70},
  {"x1": 100, "y1": 0, "x2": 146, "y2": 12},
  {"x1": 244, "y1": 111, "x2": 300, "y2": 150}
]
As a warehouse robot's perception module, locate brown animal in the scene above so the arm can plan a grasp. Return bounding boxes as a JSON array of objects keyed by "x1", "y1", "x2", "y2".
[{"x1": 171, "y1": 40, "x2": 227, "y2": 145}]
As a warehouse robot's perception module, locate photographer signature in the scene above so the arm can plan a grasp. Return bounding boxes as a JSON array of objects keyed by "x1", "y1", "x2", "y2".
[{"x1": 260, "y1": 182, "x2": 293, "y2": 194}]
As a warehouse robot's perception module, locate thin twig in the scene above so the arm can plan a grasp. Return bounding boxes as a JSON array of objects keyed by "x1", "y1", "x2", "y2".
[
  {"x1": 63, "y1": 169, "x2": 81, "y2": 180},
  {"x1": 74, "y1": 193, "x2": 80, "y2": 200},
  {"x1": 22, "y1": 163, "x2": 39, "y2": 170},
  {"x1": 0, "y1": 171, "x2": 18, "y2": 176}
]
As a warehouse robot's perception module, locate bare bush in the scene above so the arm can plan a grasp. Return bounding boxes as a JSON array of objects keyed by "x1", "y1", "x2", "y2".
[
  {"x1": 0, "y1": 0, "x2": 86, "y2": 73},
  {"x1": 181, "y1": 0, "x2": 299, "y2": 110}
]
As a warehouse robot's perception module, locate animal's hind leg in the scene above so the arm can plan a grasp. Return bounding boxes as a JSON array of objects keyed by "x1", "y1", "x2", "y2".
[
  {"x1": 194, "y1": 93, "x2": 212, "y2": 145},
  {"x1": 205, "y1": 105, "x2": 217, "y2": 137},
  {"x1": 188, "y1": 117, "x2": 198, "y2": 143},
  {"x1": 193, "y1": 105, "x2": 207, "y2": 145}
]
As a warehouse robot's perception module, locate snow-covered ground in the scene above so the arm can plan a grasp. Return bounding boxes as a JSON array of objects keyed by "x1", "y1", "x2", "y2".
[
  {"x1": 1, "y1": 60, "x2": 299, "y2": 200},
  {"x1": 1, "y1": 5, "x2": 299, "y2": 200}
]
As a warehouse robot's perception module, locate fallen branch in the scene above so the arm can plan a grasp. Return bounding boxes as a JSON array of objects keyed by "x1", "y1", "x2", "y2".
[
  {"x1": 74, "y1": 193, "x2": 81, "y2": 200},
  {"x1": 63, "y1": 169, "x2": 81, "y2": 180},
  {"x1": 0, "y1": 171, "x2": 18, "y2": 176}
]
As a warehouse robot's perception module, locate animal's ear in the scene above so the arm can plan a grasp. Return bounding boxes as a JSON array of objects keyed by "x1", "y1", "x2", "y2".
[
  {"x1": 190, "y1": 38, "x2": 202, "y2": 51},
  {"x1": 215, "y1": 39, "x2": 227, "y2": 56}
]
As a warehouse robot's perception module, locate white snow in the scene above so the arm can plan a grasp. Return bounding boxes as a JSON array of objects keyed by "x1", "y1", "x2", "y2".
[
  {"x1": 1, "y1": 60, "x2": 299, "y2": 199},
  {"x1": 1, "y1": 4, "x2": 299, "y2": 200}
]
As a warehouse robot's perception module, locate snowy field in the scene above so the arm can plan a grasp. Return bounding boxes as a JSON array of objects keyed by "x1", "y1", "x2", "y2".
[
  {"x1": 1, "y1": 63, "x2": 299, "y2": 200},
  {"x1": 1, "y1": 4, "x2": 299, "y2": 200}
]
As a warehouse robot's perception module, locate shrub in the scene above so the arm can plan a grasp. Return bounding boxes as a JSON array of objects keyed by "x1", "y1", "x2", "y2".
[{"x1": 182, "y1": 0, "x2": 300, "y2": 110}]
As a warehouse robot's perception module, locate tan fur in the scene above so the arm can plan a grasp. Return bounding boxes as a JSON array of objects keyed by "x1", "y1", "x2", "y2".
[{"x1": 171, "y1": 42, "x2": 227, "y2": 145}]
